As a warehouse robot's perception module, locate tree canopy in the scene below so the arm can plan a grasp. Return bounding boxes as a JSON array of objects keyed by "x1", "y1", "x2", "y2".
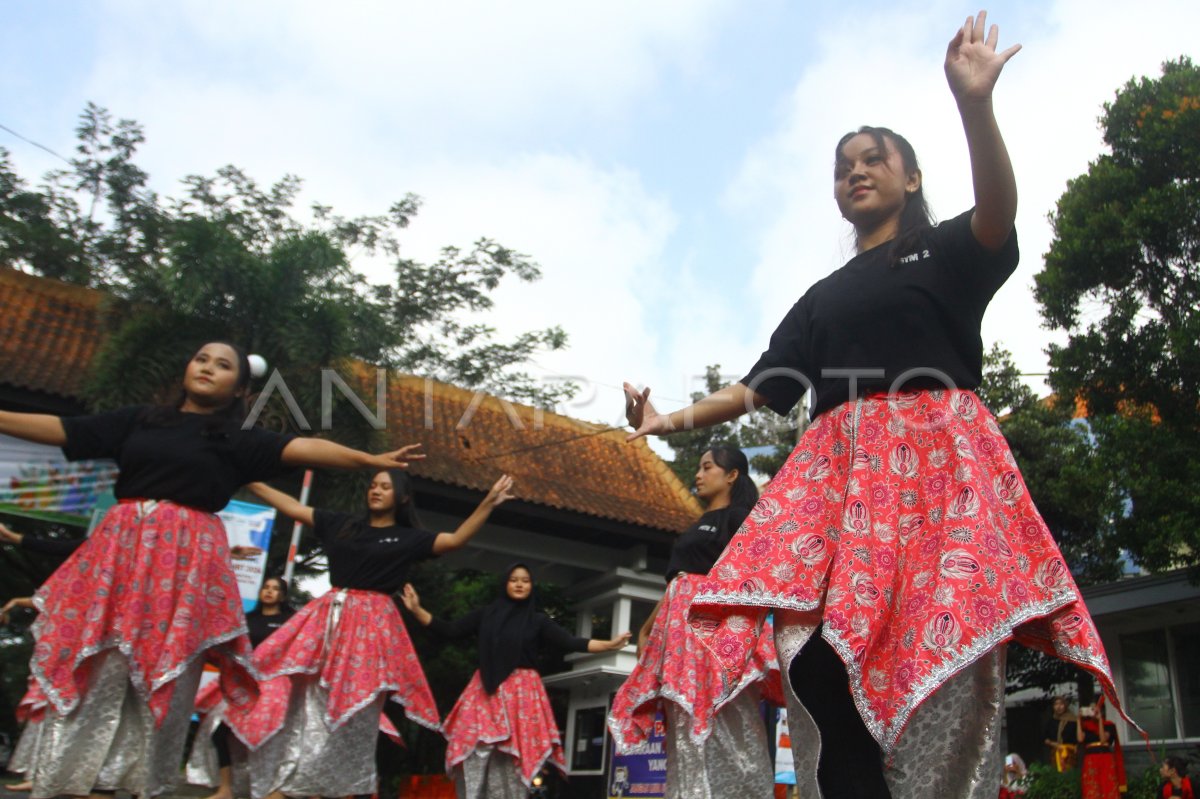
[
  {"x1": 1036, "y1": 57, "x2": 1200, "y2": 574},
  {"x1": 0, "y1": 103, "x2": 577, "y2": 413}
]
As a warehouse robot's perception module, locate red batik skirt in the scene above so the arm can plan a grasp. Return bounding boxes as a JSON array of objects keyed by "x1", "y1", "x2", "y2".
[
  {"x1": 689, "y1": 390, "x2": 1129, "y2": 754},
  {"x1": 224, "y1": 588, "x2": 439, "y2": 749},
  {"x1": 444, "y1": 668, "x2": 565, "y2": 786},
  {"x1": 30, "y1": 501, "x2": 258, "y2": 725},
  {"x1": 609, "y1": 571, "x2": 781, "y2": 752}
]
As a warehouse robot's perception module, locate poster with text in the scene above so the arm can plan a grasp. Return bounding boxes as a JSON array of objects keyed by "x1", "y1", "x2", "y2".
[
  {"x1": 217, "y1": 499, "x2": 276, "y2": 612},
  {"x1": 608, "y1": 712, "x2": 666, "y2": 798}
]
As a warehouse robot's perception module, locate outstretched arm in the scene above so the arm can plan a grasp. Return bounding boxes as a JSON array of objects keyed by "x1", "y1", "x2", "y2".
[
  {"x1": 246, "y1": 482, "x2": 316, "y2": 528},
  {"x1": 431, "y1": 475, "x2": 515, "y2": 555},
  {"x1": 0, "y1": 411, "x2": 66, "y2": 447},
  {"x1": 623, "y1": 382, "x2": 767, "y2": 442},
  {"x1": 587, "y1": 631, "x2": 632, "y2": 653},
  {"x1": 944, "y1": 10, "x2": 1021, "y2": 252},
  {"x1": 281, "y1": 439, "x2": 425, "y2": 472}
]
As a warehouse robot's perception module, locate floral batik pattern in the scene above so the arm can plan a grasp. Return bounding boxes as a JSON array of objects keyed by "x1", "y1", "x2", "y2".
[
  {"x1": 609, "y1": 572, "x2": 781, "y2": 753},
  {"x1": 224, "y1": 588, "x2": 439, "y2": 749},
  {"x1": 690, "y1": 390, "x2": 1126, "y2": 753},
  {"x1": 31, "y1": 501, "x2": 258, "y2": 727},
  {"x1": 444, "y1": 668, "x2": 565, "y2": 786}
]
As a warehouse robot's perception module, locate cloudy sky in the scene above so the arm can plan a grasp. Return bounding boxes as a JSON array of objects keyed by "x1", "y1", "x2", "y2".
[{"x1": 4, "y1": 0, "x2": 1198, "y2": 442}]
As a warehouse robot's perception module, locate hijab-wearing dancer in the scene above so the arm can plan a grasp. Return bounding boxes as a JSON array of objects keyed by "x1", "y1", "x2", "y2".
[
  {"x1": 225, "y1": 471, "x2": 514, "y2": 799},
  {"x1": 624, "y1": 13, "x2": 1131, "y2": 798},
  {"x1": 402, "y1": 564, "x2": 631, "y2": 799},
  {"x1": 0, "y1": 341, "x2": 422, "y2": 799},
  {"x1": 186, "y1": 576, "x2": 296, "y2": 799},
  {"x1": 608, "y1": 447, "x2": 780, "y2": 798}
]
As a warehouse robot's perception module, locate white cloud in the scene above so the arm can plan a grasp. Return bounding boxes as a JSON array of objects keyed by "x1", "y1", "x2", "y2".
[{"x1": 724, "y1": 0, "x2": 1200, "y2": 397}]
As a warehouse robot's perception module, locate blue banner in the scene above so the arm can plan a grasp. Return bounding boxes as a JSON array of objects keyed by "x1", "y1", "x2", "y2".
[{"x1": 608, "y1": 712, "x2": 666, "y2": 798}]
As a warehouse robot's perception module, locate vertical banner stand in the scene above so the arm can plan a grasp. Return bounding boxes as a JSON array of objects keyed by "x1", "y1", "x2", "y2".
[{"x1": 282, "y1": 469, "x2": 314, "y2": 584}]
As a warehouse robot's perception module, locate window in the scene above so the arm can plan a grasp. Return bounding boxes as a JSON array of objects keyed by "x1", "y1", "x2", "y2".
[
  {"x1": 1173, "y1": 623, "x2": 1200, "y2": 738},
  {"x1": 1120, "y1": 623, "x2": 1200, "y2": 741},
  {"x1": 571, "y1": 705, "x2": 608, "y2": 771},
  {"x1": 1120, "y1": 629, "x2": 1175, "y2": 739}
]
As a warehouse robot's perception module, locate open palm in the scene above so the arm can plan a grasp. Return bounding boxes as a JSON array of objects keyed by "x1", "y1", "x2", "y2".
[{"x1": 945, "y1": 11, "x2": 1021, "y2": 104}]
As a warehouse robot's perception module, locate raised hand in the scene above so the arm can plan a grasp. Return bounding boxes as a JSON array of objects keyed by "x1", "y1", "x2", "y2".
[
  {"x1": 623, "y1": 382, "x2": 670, "y2": 442},
  {"x1": 400, "y1": 583, "x2": 421, "y2": 613},
  {"x1": 944, "y1": 10, "x2": 1021, "y2": 106},
  {"x1": 484, "y1": 475, "x2": 515, "y2": 508},
  {"x1": 369, "y1": 443, "x2": 426, "y2": 470}
]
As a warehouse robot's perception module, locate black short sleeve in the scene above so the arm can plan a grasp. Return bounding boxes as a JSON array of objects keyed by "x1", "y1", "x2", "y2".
[
  {"x1": 929, "y1": 209, "x2": 1019, "y2": 300},
  {"x1": 740, "y1": 296, "x2": 813, "y2": 415},
  {"x1": 231, "y1": 427, "x2": 296, "y2": 485},
  {"x1": 60, "y1": 406, "x2": 146, "y2": 462},
  {"x1": 313, "y1": 509, "x2": 355, "y2": 546}
]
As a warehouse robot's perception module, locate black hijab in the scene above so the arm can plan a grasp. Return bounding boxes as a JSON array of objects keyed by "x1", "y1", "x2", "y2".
[{"x1": 478, "y1": 562, "x2": 538, "y2": 694}]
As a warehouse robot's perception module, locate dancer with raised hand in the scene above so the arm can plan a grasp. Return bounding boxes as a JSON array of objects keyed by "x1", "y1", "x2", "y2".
[
  {"x1": 403, "y1": 564, "x2": 631, "y2": 799},
  {"x1": 608, "y1": 447, "x2": 779, "y2": 798},
  {"x1": 624, "y1": 12, "x2": 1130, "y2": 798},
  {"x1": 0, "y1": 340, "x2": 423, "y2": 799},
  {"x1": 228, "y1": 470, "x2": 515, "y2": 799}
]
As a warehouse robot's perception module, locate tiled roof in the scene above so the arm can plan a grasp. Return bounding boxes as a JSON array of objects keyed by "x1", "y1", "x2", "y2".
[
  {"x1": 0, "y1": 268, "x2": 701, "y2": 532},
  {"x1": 373, "y1": 371, "x2": 701, "y2": 532},
  {"x1": 0, "y1": 268, "x2": 108, "y2": 401}
]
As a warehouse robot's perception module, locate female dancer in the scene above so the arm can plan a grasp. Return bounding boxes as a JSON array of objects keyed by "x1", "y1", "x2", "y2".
[
  {"x1": 186, "y1": 576, "x2": 295, "y2": 799},
  {"x1": 0, "y1": 341, "x2": 422, "y2": 799},
  {"x1": 624, "y1": 13, "x2": 1128, "y2": 799},
  {"x1": 1077, "y1": 700, "x2": 1126, "y2": 799},
  {"x1": 402, "y1": 563, "x2": 631, "y2": 799},
  {"x1": 608, "y1": 446, "x2": 779, "y2": 798},
  {"x1": 227, "y1": 470, "x2": 515, "y2": 799}
]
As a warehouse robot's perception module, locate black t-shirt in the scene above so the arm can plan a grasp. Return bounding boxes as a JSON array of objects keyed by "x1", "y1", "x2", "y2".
[
  {"x1": 428, "y1": 608, "x2": 590, "y2": 669},
  {"x1": 314, "y1": 509, "x2": 438, "y2": 593},
  {"x1": 20, "y1": 534, "x2": 84, "y2": 558},
  {"x1": 61, "y1": 405, "x2": 295, "y2": 513},
  {"x1": 741, "y1": 209, "x2": 1019, "y2": 420},
  {"x1": 665, "y1": 506, "x2": 751, "y2": 580},
  {"x1": 245, "y1": 606, "x2": 295, "y2": 648}
]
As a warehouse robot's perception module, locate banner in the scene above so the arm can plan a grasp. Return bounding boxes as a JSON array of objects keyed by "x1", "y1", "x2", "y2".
[
  {"x1": 608, "y1": 712, "x2": 666, "y2": 798},
  {"x1": 217, "y1": 499, "x2": 277, "y2": 613},
  {"x1": 0, "y1": 434, "x2": 116, "y2": 526}
]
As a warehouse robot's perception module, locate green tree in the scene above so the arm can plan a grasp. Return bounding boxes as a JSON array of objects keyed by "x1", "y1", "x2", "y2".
[
  {"x1": 1035, "y1": 57, "x2": 1200, "y2": 573},
  {"x1": 1, "y1": 104, "x2": 577, "y2": 412},
  {"x1": 979, "y1": 346, "x2": 1123, "y2": 696},
  {"x1": 664, "y1": 364, "x2": 803, "y2": 486}
]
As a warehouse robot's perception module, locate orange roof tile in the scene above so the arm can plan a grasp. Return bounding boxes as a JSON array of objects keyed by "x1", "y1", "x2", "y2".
[
  {"x1": 0, "y1": 268, "x2": 701, "y2": 532},
  {"x1": 0, "y1": 268, "x2": 108, "y2": 401},
  {"x1": 368, "y1": 372, "x2": 701, "y2": 532}
]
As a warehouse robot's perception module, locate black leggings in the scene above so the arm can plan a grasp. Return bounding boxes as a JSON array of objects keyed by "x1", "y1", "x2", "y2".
[
  {"x1": 789, "y1": 630, "x2": 892, "y2": 798},
  {"x1": 211, "y1": 722, "x2": 233, "y2": 768}
]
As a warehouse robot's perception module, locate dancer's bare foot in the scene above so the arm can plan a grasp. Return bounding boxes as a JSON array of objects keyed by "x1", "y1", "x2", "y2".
[
  {"x1": 201, "y1": 787, "x2": 234, "y2": 799},
  {"x1": 8, "y1": 781, "x2": 33, "y2": 792}
]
